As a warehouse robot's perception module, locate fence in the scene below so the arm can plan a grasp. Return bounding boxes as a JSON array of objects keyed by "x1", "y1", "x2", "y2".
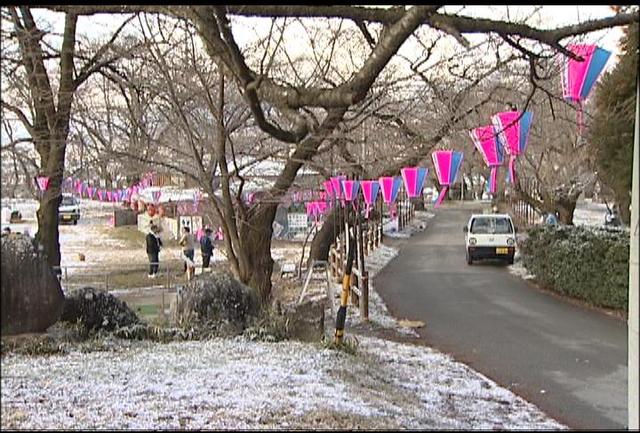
[
  {"x1": 53, "y1": 259, "x2": 192, "y2": 321},
  {"x1": 507, "y1": 177, "x2": 542, "y2": 228},
  {"x1": 328, "y1": 199, "x2": 416, "y2": 320}
]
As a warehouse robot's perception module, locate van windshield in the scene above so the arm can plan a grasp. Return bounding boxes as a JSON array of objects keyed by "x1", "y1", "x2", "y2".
[
  {"x1": 61, "y1": 196, "x2": 77, "y2": 206},
  {"x1": 470, "y1": 217, "x2": 513, "y2": 234}
]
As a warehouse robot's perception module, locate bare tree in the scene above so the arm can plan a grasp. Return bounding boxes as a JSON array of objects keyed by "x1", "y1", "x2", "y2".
[
  {"x1": 1, "y1": 6, "x2": 136, "y2": 268},
  {"x1": 9, "y1": 5, "x2": 638, "y2": 300}
]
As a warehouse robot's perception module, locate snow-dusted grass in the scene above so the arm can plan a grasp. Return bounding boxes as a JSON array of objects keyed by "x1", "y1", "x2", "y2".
[
  {"x1": 1, "y1": 336, "x2": 565, "y2": 430},
  {"x1": 1, "y1": 201, "x2": 567, "y2": 429}
]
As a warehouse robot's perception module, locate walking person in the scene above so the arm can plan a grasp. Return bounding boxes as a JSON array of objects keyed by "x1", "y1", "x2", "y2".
[
  {"x1": 200, "y1": 227, "x2": 214, "y2": 271},
  {"x1": 146, "y1": 224, "x2": 163, "y2": 278},
  {"x1": 179, "y1": 226, "x2": 197, "y2": 279}
]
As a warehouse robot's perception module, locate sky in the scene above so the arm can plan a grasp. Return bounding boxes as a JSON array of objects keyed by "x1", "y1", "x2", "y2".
[{"x1": 0, "y1": 6, "x2": 630, "y2": 147}]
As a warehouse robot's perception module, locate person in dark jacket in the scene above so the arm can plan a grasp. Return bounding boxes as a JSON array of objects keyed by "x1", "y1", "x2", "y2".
[
  {"x1": 146, "y1": 224, "x2": 163, "y2": 278},
  {"x1": 200, "y1": 227, "x2": 214, "y2": 270}
]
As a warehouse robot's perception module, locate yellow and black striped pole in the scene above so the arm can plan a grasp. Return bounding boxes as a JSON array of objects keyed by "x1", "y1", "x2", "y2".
[{"x1": 335, "y1": 228, "x2": 355, "y2": 345}]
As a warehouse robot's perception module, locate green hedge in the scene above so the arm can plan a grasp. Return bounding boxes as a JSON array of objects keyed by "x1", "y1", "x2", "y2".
[{"x1": 520, "y1": 225, "x2": 629, "y2": 311}]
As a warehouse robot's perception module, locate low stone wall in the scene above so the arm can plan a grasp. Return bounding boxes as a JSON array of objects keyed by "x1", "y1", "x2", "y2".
[{"x1": 113, "y1": 209, "x2": 138, "y2": 227}]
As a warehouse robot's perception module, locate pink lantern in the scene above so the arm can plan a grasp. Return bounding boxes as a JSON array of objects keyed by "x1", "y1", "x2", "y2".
[
  {"x1": 431, "y1": 150, "x2": 464, "y2": 208},
  {"x1": 106, "y1": 190, "x2": 113, "y2": 202},
  {"x1": 341, "y1": 180, "x2": 360, "y2": 202},
  {"x1": 152, "y1": 190, "x2": 162, "y2": 203},
  {"x1": 400, "y1": 167, "x2": 428, "y2": 198},
  {"x1": 35, "y1": 175, "x2": 50, "y2": 192},
  {"x1": 491, "y1": 111, "x2": 533, "y2": 185},
  {"x1": 87, "y1": 186, "x2": 95, "y2": 200},
  {"x1": 323, "y1": 180, "x2": 334, "y2": 200},
  {"x1": 378, "y1": 176, "x2": 402, "y2": 217},
  {"x1": 330, "y1": 175, "x2": 347, "y2": 202},
  {"x1": 469, "y1": 125, "x2": 504, "y2": 195},
  {"x1": 360, "y1": 180, "x2": 380, "y2": 219},
  {"x1": 305, "y1": 201, "x2": 321, "y2": 221},
  {"x1": 563, "y1": 44, "x2": 611, "y2": 134}
]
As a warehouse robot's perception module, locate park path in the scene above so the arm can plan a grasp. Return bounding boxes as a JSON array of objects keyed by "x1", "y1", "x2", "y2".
[{"x1": 374, "y1": 202, "x2": 628, "y2": 430}]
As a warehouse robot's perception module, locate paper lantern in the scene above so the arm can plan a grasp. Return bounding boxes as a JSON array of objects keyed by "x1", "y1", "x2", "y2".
[
  {"x1": 341, "y1": 180, "x2": 360, "y2": 202},
  {"x1": 563, "y1": 44, "x2": 611, "y2": 133},
  {"x1": 431, "y1": 150, "x2": 464, "y2": 208},
  {"x1": 469, "y1": 125, "x2": 504, "y2": 195},
  {"x1": 35, "y1": 176, "x2": 50, "y2": 192},
  {"x1": 378, "y1": 176, "x2": 402, "y2": 218},
  {"x1": 97, "y1": 190, "x2": 104, "y2": 201},
  {"x1": 360, "y1": 180, "x2": 380, "y2": 219},
  {"x1": 323, "y1": 180, "x2": 334, "y2": 200},
  {"x1": 152, "y1": 190, "x2": 162, "y2": 203},
  {"x1": 401, "y1": 167, "x2": 428, "y2": 198},
  {"x1": 86, "y1": 186, "x2": 95, "y2": 200},
  {"x1": 491, "y1": 111, "x2": 533, "y2": 185},
  {"x1": 106, "y1": 190, "x2": 113, "y2": 202},
  {"x1": 330, "y1": 175, "x2": 346, "y2": 201}
]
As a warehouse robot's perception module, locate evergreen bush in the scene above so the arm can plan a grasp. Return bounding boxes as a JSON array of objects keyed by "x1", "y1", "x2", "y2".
[{"x1": 520, "y1": 225, "x2": 629, "y2": 311}]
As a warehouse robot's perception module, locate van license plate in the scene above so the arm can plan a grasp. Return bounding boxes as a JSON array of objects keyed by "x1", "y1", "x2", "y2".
[{"x1": 496, "y1": 247, "x2": 508, "y2": 254}]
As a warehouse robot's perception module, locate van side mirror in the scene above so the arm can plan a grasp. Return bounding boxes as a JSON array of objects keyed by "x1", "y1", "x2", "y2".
[{"x1": 463, "y1": 226, "x2": 468, "y2": 233}]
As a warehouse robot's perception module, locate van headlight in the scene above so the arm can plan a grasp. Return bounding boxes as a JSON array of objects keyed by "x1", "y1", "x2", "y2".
[
  {"x1": 469, "y1": 237, "x2": 477, "y2": 246},
  {"x1": 507, "y1": 237, "x2": 515, "y2": 246}
]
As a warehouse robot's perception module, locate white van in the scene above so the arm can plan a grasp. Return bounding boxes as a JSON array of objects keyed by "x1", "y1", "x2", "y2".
[
  {"x1": 59, "y1": 194, "x2": 81, "y2": 225},
  {"x1": 463, "y1": 213, "x2": 516, "y2": 265}
]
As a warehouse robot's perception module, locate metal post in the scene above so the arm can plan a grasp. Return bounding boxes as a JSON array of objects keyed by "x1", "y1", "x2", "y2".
[{"x1": 628, "y1": 75, "x2": 639, "y2": 430}]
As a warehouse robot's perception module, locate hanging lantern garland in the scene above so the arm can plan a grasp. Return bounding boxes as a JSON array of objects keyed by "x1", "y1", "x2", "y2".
[
  {"x1": 378, "y1": 176, "x2": 402, "y2": 218},
  {"x1": 400, "y1": 166, "x2": 428, "y2": 198},
  {"x1": 469, "y1": 125, "x2": 504, "y2": 195},
  {"x1": 431, "y1": 150, "x2": 464, "y2": 208},
  {"x1": 491, "y1": 111, "x2": 532, "y2": 185},
  {"x1": 360, "y1": 180, "x2": 380, "y2": 219},
  {"x1": 562, "y1": 44, "x2": 611, "y2": 136}
]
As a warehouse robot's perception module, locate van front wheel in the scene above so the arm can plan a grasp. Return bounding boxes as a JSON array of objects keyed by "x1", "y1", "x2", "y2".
[{"x1": 466, "y1": 251, "x2": 473, "y2": 265}]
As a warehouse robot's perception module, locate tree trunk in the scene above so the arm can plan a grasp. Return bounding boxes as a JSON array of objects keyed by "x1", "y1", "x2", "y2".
[
  {"x1": 239, "y1": 203, "x2": 278, "y2": 304},
  {"x1": 309, "y1": 207, "x2": 344, "y2": 262},
  {"x1": 35, "y1": 175, "x2": 63, "y2": 269},
  {"x1": 555, "y1": 197, "x2": 577, "y2": 225}
]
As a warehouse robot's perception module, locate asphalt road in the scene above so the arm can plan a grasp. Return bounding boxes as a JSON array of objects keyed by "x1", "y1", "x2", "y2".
[{"x1": 374, "y1": 202, "x2": 628, "y2": 430}]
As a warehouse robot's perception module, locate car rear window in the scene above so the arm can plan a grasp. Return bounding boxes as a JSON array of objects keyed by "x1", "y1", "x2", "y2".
[{"x1": 470, "y1": 217, "x2": 513, "y2": 234}]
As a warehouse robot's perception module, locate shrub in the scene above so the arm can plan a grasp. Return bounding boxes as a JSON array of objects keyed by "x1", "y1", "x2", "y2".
[{"x1": 520, "y1": 225, "x2": 629, "y2": 311}]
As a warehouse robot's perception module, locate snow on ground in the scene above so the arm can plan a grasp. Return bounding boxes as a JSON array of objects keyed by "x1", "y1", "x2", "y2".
[
  {"x1": 572, "y1": 199, "x2": 609, "y2": 227},
  {"x1": 1, "y1": 201, "x2": 567, "y2": 429},
  {"x1": 383, "y1": 210, "x2": 435, "y2": 239},
  {"x1": 0, "y1": 335, "x2": 566, "y2": 430}
]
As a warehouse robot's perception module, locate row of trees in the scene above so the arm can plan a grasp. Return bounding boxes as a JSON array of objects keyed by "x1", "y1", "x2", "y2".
[{"x1": 1, "y1": 6, "x2": 637, "y2": 303}]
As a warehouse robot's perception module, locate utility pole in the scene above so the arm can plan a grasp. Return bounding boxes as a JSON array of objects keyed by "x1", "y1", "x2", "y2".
[{"x1": 628, "y1": 74, "x2": 639, "y2": 430}]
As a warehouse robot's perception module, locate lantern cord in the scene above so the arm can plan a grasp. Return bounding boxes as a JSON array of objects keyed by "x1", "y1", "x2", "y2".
[
  {"x1": 508, "y1": 156, "x2": 517, "y2": 186},
  {"x1": 490, "y1": 166, "x2": 498, "y2": 195},
  {"x1": 577, "y1": 102, "x2": 584, "y2": 137},
  {"x1": 434, "y1": 186, "x2": 448, "y2": 208}
]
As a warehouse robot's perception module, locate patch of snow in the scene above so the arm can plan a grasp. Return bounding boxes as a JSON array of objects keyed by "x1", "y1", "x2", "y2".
[
  {"x1": 573, "y1": 200, "x2": 608, "y2": 227},
  {"x1": 0, "y1": 336, "x2": 566, "y2": 430}
]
